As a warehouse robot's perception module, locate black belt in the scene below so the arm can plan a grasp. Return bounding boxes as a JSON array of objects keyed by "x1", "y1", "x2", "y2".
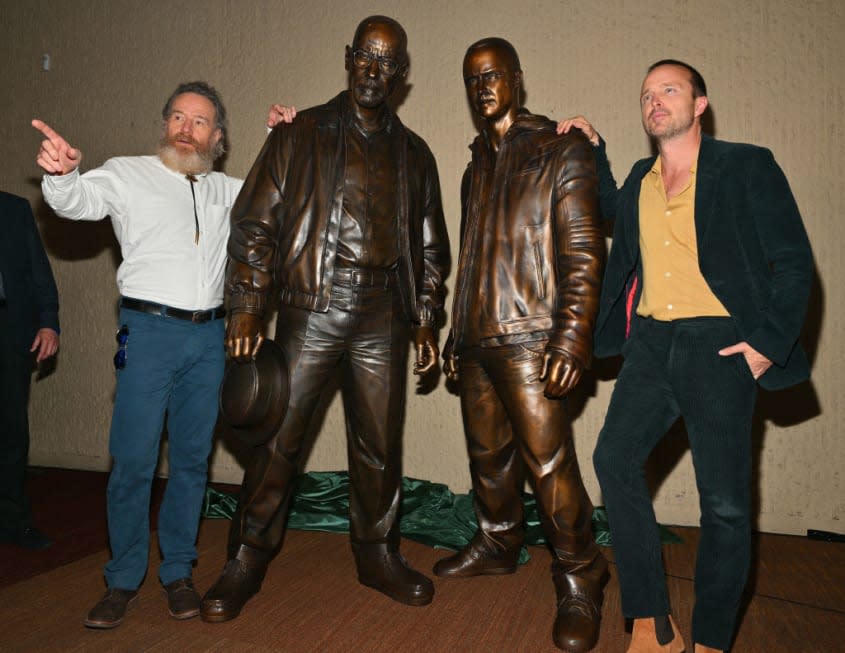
[
  {"x1": 333, "y1": 267, "x2": 395, "y2": 288},
  {"x1": 120, "y1": 297, "x2": 226, "y2": 323}
]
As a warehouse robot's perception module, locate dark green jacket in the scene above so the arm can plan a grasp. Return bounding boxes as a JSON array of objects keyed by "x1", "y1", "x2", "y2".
[{"x1": 593, "y1": 135, "x2": 813, "y2": 391}]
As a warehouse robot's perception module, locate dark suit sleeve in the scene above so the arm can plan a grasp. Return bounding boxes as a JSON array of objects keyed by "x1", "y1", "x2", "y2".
[
  {"x1": 743, "y1": 149, "x2": 813, "y2": 367},
  {"x1": 593, "y1": 138, "x2": 621, "y2": 222},
  {"x1": 21, "y1": 197, "x2": 60, "y2": 334}
]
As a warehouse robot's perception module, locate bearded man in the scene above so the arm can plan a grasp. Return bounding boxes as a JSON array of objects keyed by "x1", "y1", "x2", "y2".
[{"x1": 34, "y1": 81, "x2": 242, "y2": 629}]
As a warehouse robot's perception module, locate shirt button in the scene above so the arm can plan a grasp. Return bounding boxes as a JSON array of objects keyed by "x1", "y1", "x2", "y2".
[
  {"x1": 664, "y1": 271, "x2": 671, "y2": 278},
  {"x1": 665, "y1": 210, "x2": 672, "y2": 216},
  {"x1": 664, "y1": 240, "x2": 670, "y2": 246},
  {"x1": 667, "y1": 304, "x2": 674, "y2": 310}
]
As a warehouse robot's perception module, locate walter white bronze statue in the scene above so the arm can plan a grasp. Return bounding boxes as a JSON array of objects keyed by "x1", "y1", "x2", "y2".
[{"x1": 201, "y1": 15, "x2": 449, "y2": 622}]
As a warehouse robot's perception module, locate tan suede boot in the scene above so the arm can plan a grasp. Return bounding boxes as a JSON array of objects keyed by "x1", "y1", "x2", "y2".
[
  {"x1": 693, "y1": 645, "x2": 723, "y2": 653},
  {"x1": 626, "y1": 615, "x2": 685, "y2": 652}
]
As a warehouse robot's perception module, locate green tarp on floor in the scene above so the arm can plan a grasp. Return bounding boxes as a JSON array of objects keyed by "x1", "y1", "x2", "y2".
[{"x1": 203, "y1": 470, "x2": 681, "y2": 565}]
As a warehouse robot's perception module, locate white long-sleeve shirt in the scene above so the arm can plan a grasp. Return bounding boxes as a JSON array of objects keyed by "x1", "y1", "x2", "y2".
[{"x1": 42, "y1": 155, "x2": 243, "y2": 310}]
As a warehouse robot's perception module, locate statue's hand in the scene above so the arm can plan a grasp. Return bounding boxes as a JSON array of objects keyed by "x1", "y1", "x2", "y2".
[
  {"x1": 540, "y1": 349, "x2": 582, "y2": 398},
  {"x1": 443, "y1": 354, "x2": 459, "y2": 383},
  {"x1": 225, "y1": 313, "x2": 264, "y2": 361},
  {"x1": 413, "y1": 325, "x2": 439, "y2": 375}
]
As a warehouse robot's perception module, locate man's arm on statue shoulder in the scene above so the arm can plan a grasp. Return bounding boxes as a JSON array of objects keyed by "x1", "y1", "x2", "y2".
[{"x1": 558, "y1": 115, "x2": 620, "y2": 222}]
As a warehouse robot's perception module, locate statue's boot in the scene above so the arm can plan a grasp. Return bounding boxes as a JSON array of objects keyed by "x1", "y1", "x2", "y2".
[
  {"x1": 433, "y1": 530, "x2": 521, "y2": 578},
  {"x1": 552, "y1": 554, "x2": 610, "y2": 652},
  {"x1": 353, "y1": 541, "x2": 434, "y2": 606},
  {"x1": 200, "y1": 544, "x2": 269, "y2": 623}
]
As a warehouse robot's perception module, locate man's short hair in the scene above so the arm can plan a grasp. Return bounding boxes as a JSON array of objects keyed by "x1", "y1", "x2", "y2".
[
  {"x1": 647, "y1": 59, "x2": 707, "y2": 98},
  {"x1": 161, "y1": 81, "x2": 228, "y2": 141},
  {"x1": 464, "y1": 37, "x2": 522, "y2": 73}
]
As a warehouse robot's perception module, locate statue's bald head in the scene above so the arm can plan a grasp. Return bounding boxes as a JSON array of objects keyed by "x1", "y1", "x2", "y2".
[{"x1": 353, "y1": 15, "x2": 408, "y2": 65}]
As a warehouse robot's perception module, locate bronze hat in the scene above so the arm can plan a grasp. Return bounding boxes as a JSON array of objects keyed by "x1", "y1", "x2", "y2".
[{"x1": 219, "y1": 339, "x2": 289, "y2": 446}]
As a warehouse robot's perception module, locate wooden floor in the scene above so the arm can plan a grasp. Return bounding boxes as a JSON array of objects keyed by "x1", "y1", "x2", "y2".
[{"x1": 0, "y1": 469, "x2": 843, "y2": 652}]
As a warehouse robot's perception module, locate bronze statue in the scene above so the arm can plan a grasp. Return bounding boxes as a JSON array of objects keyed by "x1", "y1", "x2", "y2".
[
  {"x1": 434, "y1": 38, "x2": 606, "y2": 652},
  {"x1": 200, "y1": 16, "x2": 450, "y2": 622}
]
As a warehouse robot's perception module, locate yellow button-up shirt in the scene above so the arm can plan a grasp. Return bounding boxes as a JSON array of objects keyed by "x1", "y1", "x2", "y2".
[{"x1": 636, "y1": 156, "x2": 728, "y2": 320}]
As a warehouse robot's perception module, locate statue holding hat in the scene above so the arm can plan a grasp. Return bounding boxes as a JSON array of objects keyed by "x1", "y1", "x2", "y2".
[{"x1": 201, "y1": 15, "x2": 450, "y2": 622}]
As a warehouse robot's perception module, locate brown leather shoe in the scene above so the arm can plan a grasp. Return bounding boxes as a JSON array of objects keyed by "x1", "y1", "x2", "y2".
[
  {"x1": 201, "y1": 546, "x2": 268, "y2": 623},
  {"x1": 627, "y1": 615, "x2": 686, "y2": 652},
  {"x1": 354, "y1": 542, "x2": 434, "y2": 606},
  {"x1": 552, "y1": 558, "x2": 609, "y2": 652},
  {"x1": 164, "y1": 578, "x2": 200, "y2": 620},
  {"x1": 433, "y1": 539, "x2": 520, "y2": 579},
  {"x1": 84, "y1": 588, "x2": 139, "y2": 629}
]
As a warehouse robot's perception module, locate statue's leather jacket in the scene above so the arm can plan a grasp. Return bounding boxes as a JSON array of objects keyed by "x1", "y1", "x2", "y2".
[
  {"x1": 226, "y1": 92, "x2": 450, "y2": 327},
  {"x1": 449, "y1": 110, "x2": 603, "y2": 368}
]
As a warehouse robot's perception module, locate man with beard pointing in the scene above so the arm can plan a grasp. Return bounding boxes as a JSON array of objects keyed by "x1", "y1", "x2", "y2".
[{"x1": 34, "y1": 81, "x2": 241, "y2": 629}]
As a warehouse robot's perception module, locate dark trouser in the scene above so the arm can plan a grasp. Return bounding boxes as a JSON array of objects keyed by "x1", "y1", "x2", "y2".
[
  {"x1": 458, "y1": 341, "x2": 600, "y2": 568},
  {"x1": 229, "y1": 272, "x2": 409, "y2": 557},
  {"x1": 593, "y1": 317, "x2": 756, "y2": 651},
  {"x1": 0, "y1": 305, "x2": 33, "y2": 535}
]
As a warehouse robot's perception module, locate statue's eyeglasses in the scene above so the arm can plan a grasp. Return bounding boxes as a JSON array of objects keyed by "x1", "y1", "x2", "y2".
[
  {"x1": 351, "y1": 48, "x2": 401, "y2": 76},
  {"x1": 464, "y1": 70, "x2": 509, "y2": 88}
]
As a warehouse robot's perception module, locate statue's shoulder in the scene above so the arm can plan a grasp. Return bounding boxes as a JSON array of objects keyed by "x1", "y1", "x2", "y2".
[{"x1": 297, "y1": 99, "x2": 342, "y2": 131}]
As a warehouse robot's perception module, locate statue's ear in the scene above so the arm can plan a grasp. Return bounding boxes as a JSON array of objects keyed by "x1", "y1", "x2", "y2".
[{"x1": 514, "y1": 71, "x2": 524, "y2": 105}]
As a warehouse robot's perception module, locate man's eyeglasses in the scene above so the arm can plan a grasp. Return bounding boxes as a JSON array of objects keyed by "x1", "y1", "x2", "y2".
[
  {"x1": 350, "y1": 48, "x2": 401, "y2": 76},
  {"x1": 113, "y1": 325, "x2": 129, "y2": 370}
]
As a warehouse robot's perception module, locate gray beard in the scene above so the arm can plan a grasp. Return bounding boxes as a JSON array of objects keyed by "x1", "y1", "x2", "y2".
[{"x1": 157, "y1": 139, "x2": 214, "y2": 176}]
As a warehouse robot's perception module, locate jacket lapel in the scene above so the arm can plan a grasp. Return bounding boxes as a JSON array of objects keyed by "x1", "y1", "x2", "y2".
[
  {"x1": 626, "y1": 158, "x2": 652, "y2": 261},
  {"x1": 694, "y1": 135, "x2": 720, "y2": 250}
]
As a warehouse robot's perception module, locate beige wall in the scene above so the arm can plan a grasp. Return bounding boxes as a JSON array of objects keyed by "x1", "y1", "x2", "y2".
[{"x1": 1, "y1": 0, "x2": 842, "y2": 535}]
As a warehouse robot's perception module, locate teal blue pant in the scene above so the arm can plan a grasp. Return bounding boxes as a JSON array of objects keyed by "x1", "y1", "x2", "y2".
[
  {"x1": 104, "y1": 307, "x2": 224, "y2": 590},
  {"x1": 593, "y1": 317, "x2": 756, "y2": 651}
]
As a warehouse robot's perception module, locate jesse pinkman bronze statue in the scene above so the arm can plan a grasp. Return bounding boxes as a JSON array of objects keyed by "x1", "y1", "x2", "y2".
[{"x1": 434, "y1": 37, "x2": 607, "y2": 652}]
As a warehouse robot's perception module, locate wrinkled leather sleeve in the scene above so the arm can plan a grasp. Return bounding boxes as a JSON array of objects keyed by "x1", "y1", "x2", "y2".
[
  {"x1": 548, "y1": 132, "x2": 604, "y2": 368},
  {"x1": 413, "y1": 138, "x2": 451, "y2": 327},
  {"x1": 226, "y1": 124, "x2": 294, "y2": 316}
]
